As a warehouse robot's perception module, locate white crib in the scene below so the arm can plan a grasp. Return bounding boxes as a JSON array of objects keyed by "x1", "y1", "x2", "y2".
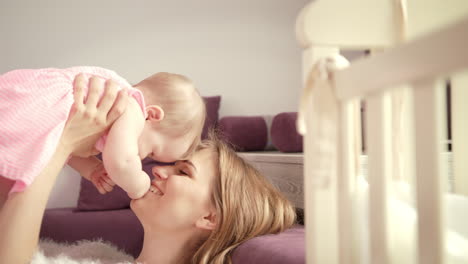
[{"x1": 295, "y1": 1, "x2": 468, "y2": 263}]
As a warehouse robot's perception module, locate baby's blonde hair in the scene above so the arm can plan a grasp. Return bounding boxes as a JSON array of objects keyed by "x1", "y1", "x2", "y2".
[
  {"x1": 190, "y1": 132, "x2": 297, "y2": 264},
  {"x1": 135, "y1": 72, "x2": 206, "y2": 158}
]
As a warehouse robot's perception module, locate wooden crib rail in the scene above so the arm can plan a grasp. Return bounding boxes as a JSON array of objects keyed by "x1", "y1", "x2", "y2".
[
  {"x1": 333, "y1": 16, "x2": 468, "y2": 101},
  {"x1": 296, "y1": 1, "x2": 468, "y2": 264}
]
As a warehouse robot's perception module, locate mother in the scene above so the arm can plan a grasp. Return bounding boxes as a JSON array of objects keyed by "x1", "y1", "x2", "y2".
[{"x1": 0, "y1": 76, "x2": 296, "y2": 264}]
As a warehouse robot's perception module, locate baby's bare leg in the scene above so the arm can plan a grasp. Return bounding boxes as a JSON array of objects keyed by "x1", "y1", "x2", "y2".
[{"x1": 0, "y1": 176, "x2": 14, "y2": 210}]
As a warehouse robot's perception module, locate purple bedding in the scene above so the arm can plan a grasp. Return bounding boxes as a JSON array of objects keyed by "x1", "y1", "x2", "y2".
[{"x1": 40, "y1": 208, "x2": 305, "y2": 263}]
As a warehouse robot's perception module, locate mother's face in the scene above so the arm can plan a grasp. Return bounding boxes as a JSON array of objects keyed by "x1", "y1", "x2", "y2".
[{"x1": 130, "y1": 148, "x2": 218, "y2": 231}]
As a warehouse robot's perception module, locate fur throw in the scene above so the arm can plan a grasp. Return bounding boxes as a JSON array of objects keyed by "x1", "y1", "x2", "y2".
[{"x1": 32, "y1": 239, "x2": 136, "y2": 264}]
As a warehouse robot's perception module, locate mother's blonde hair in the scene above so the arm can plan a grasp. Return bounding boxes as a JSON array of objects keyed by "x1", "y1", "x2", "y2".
[{"x1": 191, "y1": 133, "x2": 297, "y2": 264}]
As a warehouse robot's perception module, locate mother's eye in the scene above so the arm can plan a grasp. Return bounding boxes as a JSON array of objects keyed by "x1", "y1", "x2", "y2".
[{"x1": 179, "y1": 170, "x2": 189, "y2": 176}]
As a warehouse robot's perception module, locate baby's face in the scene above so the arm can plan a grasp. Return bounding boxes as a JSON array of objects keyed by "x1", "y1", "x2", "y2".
[{"x1": 139, "y1": 129, "x2": 193, "y2": 163}]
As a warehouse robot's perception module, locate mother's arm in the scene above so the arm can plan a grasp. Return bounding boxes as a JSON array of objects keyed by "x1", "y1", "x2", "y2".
[{"x1": 0, "y1": 75, "x2": 129, "y2": 264}]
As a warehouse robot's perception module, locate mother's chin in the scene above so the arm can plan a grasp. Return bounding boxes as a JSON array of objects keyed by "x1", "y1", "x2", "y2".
[{"x1": 129, "y1": 191, "x2": 152, "y2": 222}]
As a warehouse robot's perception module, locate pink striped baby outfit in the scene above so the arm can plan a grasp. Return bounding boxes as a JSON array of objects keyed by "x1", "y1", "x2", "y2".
[{"x1": 0, "y1": 66, "x2": 146, "y2": 193}]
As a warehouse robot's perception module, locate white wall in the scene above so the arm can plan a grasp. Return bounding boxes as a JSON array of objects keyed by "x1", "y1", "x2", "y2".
[
  {"x1": 0, "y1": 0, "x2": 307, "y2": 117},
  {"x1": 0, "y1": 0, "x2": 308, "y2": 207}
]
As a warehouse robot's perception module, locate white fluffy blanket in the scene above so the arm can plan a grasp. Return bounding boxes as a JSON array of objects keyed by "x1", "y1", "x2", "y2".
[{"x1": 32, "y1": 239, "x2": 136, "y2": 264}]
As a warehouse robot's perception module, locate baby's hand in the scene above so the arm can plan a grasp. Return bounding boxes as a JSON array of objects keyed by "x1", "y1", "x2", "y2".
[{"x1": 88, "y1": 163, "x2": 115, "y2": 194}]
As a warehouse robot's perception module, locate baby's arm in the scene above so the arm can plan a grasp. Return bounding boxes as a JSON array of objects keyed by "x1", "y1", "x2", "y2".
[{"x1": 102, "y1": 99, "x2": 150, "y2": 199}]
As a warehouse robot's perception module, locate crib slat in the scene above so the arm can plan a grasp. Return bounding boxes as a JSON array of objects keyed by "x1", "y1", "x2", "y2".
[
  {"x1": 337, "y1": 99, "x2": 361, "y2": 263},
  {"x1": 366, "y1": 93, "x2": 392, "y2": 264},
  {"x1": 388, "y1": 86, "x2": 418, "y2": 264},
  {"x1": 450, "y1": 71, "x2": 468, "y2": 196},
  {"x1": 302, "y1": 46, "x2": 340, "y2": 264},
  {"x1": 412, "y1": 79, "x2": 446, "y2": 264}
]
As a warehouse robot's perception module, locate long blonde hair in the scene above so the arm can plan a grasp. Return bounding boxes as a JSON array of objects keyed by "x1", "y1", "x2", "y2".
[{"x1": 191, "y1": 133, "x2": 297, "y2": 264}]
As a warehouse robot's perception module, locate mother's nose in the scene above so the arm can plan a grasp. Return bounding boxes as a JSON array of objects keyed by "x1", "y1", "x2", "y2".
[{"x1": 152, "y1": 166, "x2": 169, "y2": 180}]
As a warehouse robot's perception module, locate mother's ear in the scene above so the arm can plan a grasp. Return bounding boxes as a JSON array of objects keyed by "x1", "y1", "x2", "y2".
[
  {"x1": 146, "y1": 105, "x2": 164, "y2": 121},
  {"x1": 195, "y1": 211, "x2": 217, "y2": 231}
]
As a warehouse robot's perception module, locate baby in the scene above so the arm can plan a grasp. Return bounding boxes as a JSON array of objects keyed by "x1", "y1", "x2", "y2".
[{"x1": 0, "y1": 66, "x2": 206, "y2": 199}]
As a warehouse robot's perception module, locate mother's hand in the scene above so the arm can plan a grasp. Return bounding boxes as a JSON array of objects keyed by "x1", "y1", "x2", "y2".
[{"x1": 60, "y1": 74, "x2": 129, "y2": 157}]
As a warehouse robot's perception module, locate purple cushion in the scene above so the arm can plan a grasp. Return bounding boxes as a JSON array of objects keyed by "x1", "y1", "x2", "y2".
[
  {"x1": 77, "y1": 179, "x2": 131, "y2": 211},
  {"x1": 271, "y1": 112, "x2": 303, "y2": 152},
  {"x1": 77, "y1": 158, "x2": 161, "y2": 211},
  {"x1": 202, "y1": 96, "x2": 221, "y2": 139},
  {"x1": 40, "y1": 208, "x2": 304, "y2": 262},
  {"x1": 218, "y1": 116, "x2": 268, "y2": 151},
  {"x1": 232, "y1": 226, "x2": 305, "y2": 264},
  {"x1": 40, "y1": 208, "x2": 143, "y2": 258}
]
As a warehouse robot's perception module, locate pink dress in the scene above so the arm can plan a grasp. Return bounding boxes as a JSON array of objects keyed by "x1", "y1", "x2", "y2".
[{"x1": 0, "y1": 66, "x2": 146, "y2": 193}]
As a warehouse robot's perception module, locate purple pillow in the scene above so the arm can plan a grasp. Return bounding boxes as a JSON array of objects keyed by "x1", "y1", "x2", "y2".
[
  {"x1": 271, "y1": 112, "x2": 303, "y2": 152},
  {"x1": 232, "y1": 226, "x2": 305, "y2": 264},
  {"x1": 40, "y1": 208, "x2": 144, "y2": 258},
  {"x1": 218, "y1": 116, "x2": 268, "y2": 151},
  {"x1": 77, "y1": 179, "x2": 131, "y2": 211},
  {"x1": 77, "y1": 158, "x2": 162, "y2": 211},
  {"x1": 202, "y1": 96, "x2": 221, "y2": 139}
]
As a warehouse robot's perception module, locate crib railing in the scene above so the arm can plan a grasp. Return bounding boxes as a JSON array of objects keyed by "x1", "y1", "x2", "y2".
[{"x1": 296, "y1": 1, "x2": 468, "y2": 264}]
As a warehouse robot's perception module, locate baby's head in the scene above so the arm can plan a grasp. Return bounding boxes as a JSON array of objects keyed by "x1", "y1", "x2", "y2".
[{"x1": 134, "y1": 72, "x2": 206, "y2": 163}]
